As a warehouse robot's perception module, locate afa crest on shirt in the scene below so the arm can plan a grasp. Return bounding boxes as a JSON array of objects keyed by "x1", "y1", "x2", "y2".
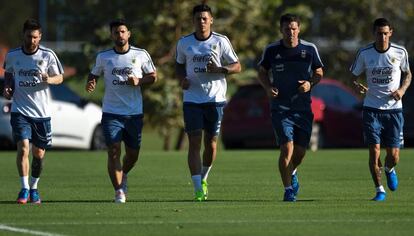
[
  {"x1": 37, "y1": 60, "x2": 44, "y2": 66},
  {"x1": 132, "y1": 58, "x2": 136, "y2": 64},
  {"x1": 301, "y1": 50, "x2": 306, "y2": 58},
  {"x1": 391, "y1": 57, "x2": 397, "y2": 64},
  {"x1": 211, "y1": 44, "x2": 218, "y2": 51}
]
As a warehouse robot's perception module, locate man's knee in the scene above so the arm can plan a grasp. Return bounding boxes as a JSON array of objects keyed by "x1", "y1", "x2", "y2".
[
  {"x1": 107, "y1": 143, "x2": 122, "y2": 159},
  {"x1": 188, "y1": 130, "x2": 202, "y2": 147}
]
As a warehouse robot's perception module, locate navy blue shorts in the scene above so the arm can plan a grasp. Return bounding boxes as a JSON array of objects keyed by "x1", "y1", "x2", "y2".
[
  {"x1": 101, "y1": 113, "x2": 143, "y2": 149},
  {"x1": 271, "y1": 110, "x2": 313, "y2": 147},
  {"x1": 10, "y1": 113, "x2": 52, "y2": 149},
  {"x1": 183, "y1": 102, "x2": 225, "y2": 136},
  {"x1": 362, "y1": 108, "x2": 404, "y2": 148}
]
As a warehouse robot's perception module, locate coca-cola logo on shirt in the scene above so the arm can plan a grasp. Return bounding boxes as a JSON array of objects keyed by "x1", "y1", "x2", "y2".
[
  {"x1": 192, "y1": 54, "x2": 211, "y2": 63},
  {"x1": 371, "y1": 67, "x2": 393, "y2": 76},
  {"x1": 112, "y1": 67, "x2": 133, "y2": 76},
  {"x1": 18, "y1": 69, "x2": 40, "y2": 77}
]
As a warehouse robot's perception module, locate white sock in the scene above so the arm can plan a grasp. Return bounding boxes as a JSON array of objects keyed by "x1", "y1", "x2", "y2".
[
  {"x1": 191, "y1": 175, "x2": 202, "y2": 192},
  {"x1": 201, "y1": 166, "x2": 212, "y2": 181},
  {"x1": 292, "y1": 168, "x2": 297, "y2": 176},
  {"x1": 384, "y1": 167, "x2": 394, "y2": 173},
  {"x1": 376, "y1": 185, "x2": 385, "y2": 193},
  {"x1": 285, "y1": 186, "x2": 293, "y2": 191},
  {"x1": 20, "y1": 176, "x2": 29, "y2": 190},
  {"x1": 116, "y1": 188, "x2": 124, "y2": 195},
  {"x1": 30, "y1": 176, "x2": 40, "y2": 189}
]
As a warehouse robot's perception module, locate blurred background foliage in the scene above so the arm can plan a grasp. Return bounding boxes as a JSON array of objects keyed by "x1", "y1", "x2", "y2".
[{"x1": 1, "y1": 0, "x2": 414, "y2": 149}]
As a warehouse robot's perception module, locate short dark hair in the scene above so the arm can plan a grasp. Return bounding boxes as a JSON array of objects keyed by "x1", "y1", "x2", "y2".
[
  {"x1": 109, "y1": 18, "x2": 129, "y2": 32},
  {"x1": 280, "y1": 13, "x2": 300, "y2": 27},
  {"x1": 192, "y1": 4, "x2": 212, "y2": 16},
  {"x1": 23, "y1": 19, "x2": 41, "y2": 33},
  {"x1": 373, "y1": 18, "x2": 392, "y2": 32}
]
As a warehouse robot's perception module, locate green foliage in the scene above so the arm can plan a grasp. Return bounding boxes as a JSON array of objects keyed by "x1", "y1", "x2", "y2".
[{"x1": 3, "y1": 0, "x2": 414, "y2": 149}]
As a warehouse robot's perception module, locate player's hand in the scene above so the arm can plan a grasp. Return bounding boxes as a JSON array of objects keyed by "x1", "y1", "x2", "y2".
[
  {"x1": 206, "y1": 59, "x2": 226, "y2": 74},
  {"x1": 353, "y1": 81, "x2": 368, "y2": 94},
  {"x1": 127, "y1": 76, "x2": 140, "y2": 86},
  {"x1": 298, "y1": 80, "x2": 311, "y2": 93},
  {"x1": 180, "y1": 78, "x2": 190, "y2": 90},
  {"x1": 267, "y1": 87, "x2": 278, "y2": 98},
  {"x1": 40, "y1": 73, "x2": 49, "y2": 83},
  {"x1": 3, "y1": 87, "x2": 13, "y2": 100},
  {"x1": 390, "y1": 89, "x2": 404, "y2": 101},
  {"x1": 85, "y1": 79, "x2": 96, "y2": 93}
]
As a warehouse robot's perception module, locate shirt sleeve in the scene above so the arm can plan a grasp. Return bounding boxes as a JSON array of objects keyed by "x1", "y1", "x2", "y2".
[
  {"x1": 175, "y1": 39, "x2": 186, "y2": 65},
  {"x1": 311, "y1": 45, "x2": 324, "y2": 70},
  {"x1": 47, "y1": 50, "x2": 64, "y2": 76},
  {"x1": 220, "y1": 36, "x2": 239, "y2": 65},
  {"x1": 258, "y1": 46, "x2": 271, "y2": 70},
  {"x1": 350, "y1": 49, "x2": 365, "y2": 76},
  {"x1": 91, "y1": 53, "x2": 103, "y2": 76},
  {"x1": 141, "y1": 50, "x2": 156, "y2": 74},
  {"x1": 400, "y1": 48, "x2": 410, "y2": 72}
]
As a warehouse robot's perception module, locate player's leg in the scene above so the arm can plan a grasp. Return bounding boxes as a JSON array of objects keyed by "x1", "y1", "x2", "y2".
[
  {"x1": 28, "y1": 117, "x2": 51, "y2": 204},
  {"x1": 290, "y1": 111, "x2": 313, "y2": 197},
  {"x1": 107, "y1": 142, "x2": 124, "y2": 202},
  {"x1": 383, "y1": 111, "x2": 403, "y2": 192},
  {"x1": 121, "y1": 115, "x2": 143, "y2": 195},
  {"x1": 183, "y1": 103, "x2": 204, "y2": 201},
  {"x1": 188, "y1": 131, "x2": 203, "y2": 201},
  {"x1": 291, "y1": 144, "x2": 306, "y2": 196},
  {"x1": 16, "y1": 140, "x2": 31, "y2": 204},
  {"x1": 368, "y1": 144, "x2": 382, "y2": 187},
  {"x1": 101, "y1": 113, "x2": 125, "y2": 203},
  {"x1": 30, "y1": 145, "x2": 45, "y2": 204},
  {"x1": 201, "y1": 132, "x2": 217, "y2": 200},
  {"x1": 200, "y1": 103, "x2": 224, "y2": 200},
  {"x1": 271, "y1": 110, "x2": 295, "y2": 201},
  {"x1": 279, "y1": 141, "x2": 294, "y2": 187},
  {"x1": 384, "y1": 147, "x2": 399, "y2": 191},
  {"x1": 279, "y1": 141, "x2": 295, "y2": 201},
  {"x1": 363, "y1": 109, "x2": 386, "y2": 201},
  {"x1": 11, "y1": 113, "x2": 32, "y2": 204},
  {"x1": 369, "y1": 144, "x2": 386, "y2": 200}
]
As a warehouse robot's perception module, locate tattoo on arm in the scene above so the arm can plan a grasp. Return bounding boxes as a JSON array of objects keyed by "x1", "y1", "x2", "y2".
[{"x1": 400, "y1": 70, "x2": 412, "y2": 93}]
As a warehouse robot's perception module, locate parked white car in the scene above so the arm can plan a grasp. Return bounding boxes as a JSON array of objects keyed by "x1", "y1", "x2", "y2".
[{"x1": 0, "y1": 78, "x2": 105, "y2": 150}]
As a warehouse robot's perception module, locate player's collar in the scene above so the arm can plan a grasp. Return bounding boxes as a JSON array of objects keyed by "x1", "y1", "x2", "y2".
[
  {"x1": 194, "y1": 32, "x2": 212, "y2": 41},
  {"x1": 373, "y1": 42, "x2": 391, "y2": 53},
  {"x1": 21, "y1": 46, "x2": 39, "y2": 55},
  {"x1": 113, "y1": 45, "x2": 130, "y2": 54}
]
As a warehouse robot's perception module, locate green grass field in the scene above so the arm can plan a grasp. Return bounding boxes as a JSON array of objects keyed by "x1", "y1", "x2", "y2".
[{"x1": 1, "y1": 149, "x2": 414, "y2": 236}]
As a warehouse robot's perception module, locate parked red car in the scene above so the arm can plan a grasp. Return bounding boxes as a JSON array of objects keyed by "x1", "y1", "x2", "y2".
[{"x1": 221, "y1": 78, "x2": 364, "y2": 150}]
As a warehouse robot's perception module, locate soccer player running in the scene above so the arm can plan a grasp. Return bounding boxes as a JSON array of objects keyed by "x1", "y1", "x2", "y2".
[
  {"x1": 175, "y1": 4, "x2": 241, "y2": 201},
  {"x1": 350, "y1": 18, "x2": 411, "y2": 201},
  {"x1": 257, "y1": 14, "x2": 323, "y2": 202},
  {"x1": 86, "y1": 19, "x2": 157, "y2": 203},
  {"x1": 3, "y1": 19, "x2": 64, "y2": 204}
]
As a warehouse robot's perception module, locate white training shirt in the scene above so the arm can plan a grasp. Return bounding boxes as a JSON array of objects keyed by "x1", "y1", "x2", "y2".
[
  {"x1": 3, "y1": 45, "x2": 64, "y2": 118},
  {"x1": 91, "y1": 46, "x2": 156, "y2": 115},
  {"x1": 176, "y1": 32, "x2": 239, "y2": 103},
  {"x1": 350, "y1": 43, "x2": 410, "y2": 110}
]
